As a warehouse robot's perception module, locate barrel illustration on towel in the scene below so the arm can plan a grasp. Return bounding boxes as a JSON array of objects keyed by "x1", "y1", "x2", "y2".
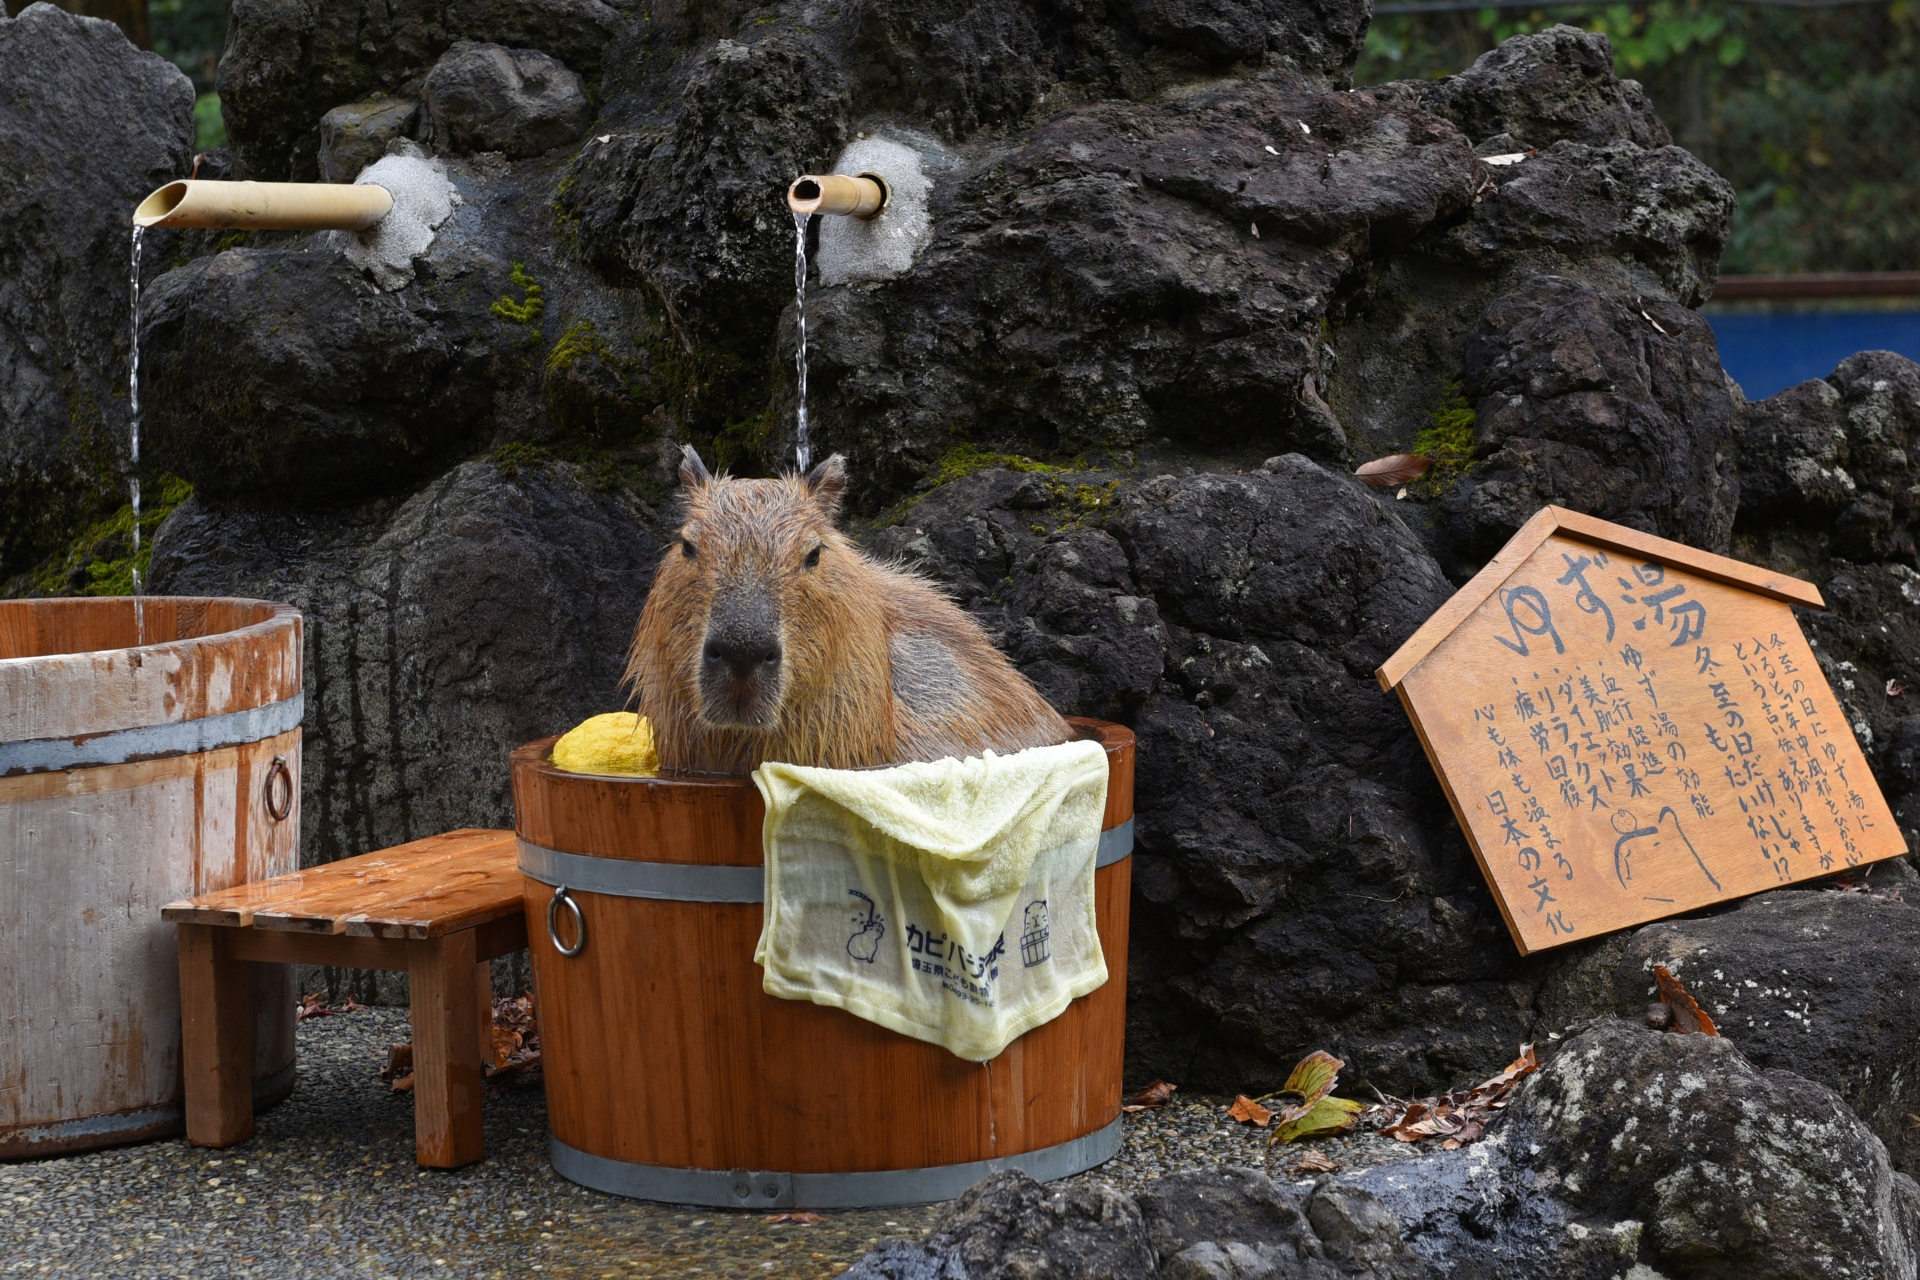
[{"x1": 1020, "y1": 901, "x2": 1050, "y2": 968}]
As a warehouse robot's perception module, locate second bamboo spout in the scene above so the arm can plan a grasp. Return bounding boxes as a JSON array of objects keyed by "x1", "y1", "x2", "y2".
[{"x1": 787, "y1": 173, "x2": 888, "y2": 219}]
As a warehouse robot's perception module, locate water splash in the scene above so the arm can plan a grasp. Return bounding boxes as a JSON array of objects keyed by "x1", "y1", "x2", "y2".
[
  {"x1": 793, "y1": 210, "x2": 811, "y2": 474},
  {"x1": 127, "y1": 226, "x2": 146, "y2": 646}
]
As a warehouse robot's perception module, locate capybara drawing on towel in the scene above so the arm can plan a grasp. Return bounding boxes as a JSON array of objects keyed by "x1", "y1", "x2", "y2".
[{"x1": 627, "y1": 447, "x2": 1071, "y2": 774}]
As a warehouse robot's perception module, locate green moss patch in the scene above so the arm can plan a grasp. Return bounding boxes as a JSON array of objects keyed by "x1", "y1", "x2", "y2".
[
  {"x1": 1409, "y1": 380, "x2": 1478, "y2": 495},
  {"x1": 28, "y1": 473, "x2": 193, "y2": 597},
  {"x1": 491, "y1": 263, "x2": 546, "y2": 326}
]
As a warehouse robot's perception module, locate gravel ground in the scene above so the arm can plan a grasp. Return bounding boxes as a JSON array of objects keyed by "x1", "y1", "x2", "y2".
[{"x1": 2, "y1": 1010, "x2": 1431, "y2": 1278}]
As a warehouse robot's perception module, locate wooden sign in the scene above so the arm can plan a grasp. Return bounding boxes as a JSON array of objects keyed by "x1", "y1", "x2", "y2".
[{"x1": 1378, "y1": 507, "x2": 1907, "y2": 955}]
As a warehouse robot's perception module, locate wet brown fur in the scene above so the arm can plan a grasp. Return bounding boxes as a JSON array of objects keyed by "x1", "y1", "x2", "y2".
[{"x1": 626, "y1": 452, "x2": 1071, "y2": 774}]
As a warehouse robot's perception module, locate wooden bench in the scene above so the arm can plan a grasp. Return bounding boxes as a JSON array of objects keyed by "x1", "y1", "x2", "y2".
[{"x1": 162, "y1": 828, "x2": 526, "y2": 1169}]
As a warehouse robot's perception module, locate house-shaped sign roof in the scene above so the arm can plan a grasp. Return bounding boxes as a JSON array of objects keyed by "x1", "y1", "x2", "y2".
[{"x1": 1376, "y1": 506, "x2": 1907, "y2": 955}]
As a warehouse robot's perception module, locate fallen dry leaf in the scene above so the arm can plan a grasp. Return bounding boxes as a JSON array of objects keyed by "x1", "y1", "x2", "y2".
[
  {"x1": 1290, "y1": 1148, "x2": 1341, "y2": 1174},
  {"x1": 765, "y1": 1213, "x2": 825, "y2": 1225},
  {"x1": 485, "y1": 991, "x2": 545, "y2": 1087},
  {"x1": 380, "y1": 1043, "x2": 413, "y2": 1082},
  {"x1": 1123, "y1": 1080, "x2": 1178, "y2": 1112},
  {"x1": 1362, "y1": 1044, "x2": 1538, "y2": 1148},
  {"x1": 1653, "y1": 965, "x2": 1720, "y2": 1036},
  {"x1": 1355, "y1": 454, "x2": 1434, "y2": 488},
  {"x1": 1228, "y1": 1095, "x2": 1274, "y2": 1127},
  {"x1": 1268, "y1": 1051, "x2": 1363, "y2": 1146},
  {"x1": 390, "y1": 1073, "x2": 415, "y2": 1094}
]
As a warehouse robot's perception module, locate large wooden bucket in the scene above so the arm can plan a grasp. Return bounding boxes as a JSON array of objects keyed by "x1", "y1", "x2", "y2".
[
  {"x1": 0, "y1": 597, "x2": 302, "y2": 1156},
  {"x1": 511, "y1": 718, "x2": 1134, "y2": 1209}
]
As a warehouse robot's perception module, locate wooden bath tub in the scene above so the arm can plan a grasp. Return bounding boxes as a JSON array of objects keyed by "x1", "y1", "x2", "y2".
[
  {"x1": 511, "y1": 718, "x2": 1134, "y2": 1208},
  {"x1": 0, "y1": 597, "x2": 302, "y2": 1156}
]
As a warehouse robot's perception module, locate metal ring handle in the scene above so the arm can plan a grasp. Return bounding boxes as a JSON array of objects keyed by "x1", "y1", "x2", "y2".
[
  {"x1": 263, "y1": 755, "x2": 294, "y2": 822},
  {"x1": 547, "y1": 885, "x2": 586, "y2": 957}
]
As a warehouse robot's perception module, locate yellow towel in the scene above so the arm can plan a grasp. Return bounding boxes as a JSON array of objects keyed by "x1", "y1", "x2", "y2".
[
  {"x1": 752, "y1": 738, "x2": 1110, "y2": 1061},
  {"x1": 551, "y1": 712, "x2": 658, "y2": 776}
]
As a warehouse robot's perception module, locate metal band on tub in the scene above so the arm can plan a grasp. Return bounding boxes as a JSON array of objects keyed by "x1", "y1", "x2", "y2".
[
  {"x1": 516, "y1": 819, "x2": 1134, "y2": 903},
  {"x1": 0, "y1": 692, "x2": 305, "y2": 777},
  {"x1": 546, "y1": 1115, "x2": 1124, "y2": 1209}
]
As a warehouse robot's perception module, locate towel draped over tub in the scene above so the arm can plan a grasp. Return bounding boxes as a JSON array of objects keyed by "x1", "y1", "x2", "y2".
[{"x1": 751, "y1": 739, "x2": 1110, "y2": 1062}]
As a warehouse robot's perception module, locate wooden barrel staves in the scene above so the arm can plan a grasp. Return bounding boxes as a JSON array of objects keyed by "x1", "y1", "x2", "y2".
[
  {"x1": 512, "y1": 717, "x2": 1135, "y2": 1209},
  {"x1": 0, "y1": 598, "x2": 303, "y2": 1156}
]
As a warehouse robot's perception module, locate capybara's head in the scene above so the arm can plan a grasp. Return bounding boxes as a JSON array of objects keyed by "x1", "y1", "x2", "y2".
[{"x1": 643, "y1": 446, "x2": 853, "y2": 731}]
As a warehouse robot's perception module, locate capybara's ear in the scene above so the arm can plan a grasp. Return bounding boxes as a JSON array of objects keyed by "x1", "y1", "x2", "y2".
[
  {"x1": 806, "y1": 454, "x2": 848, "y2": 514},
  {"x1": 680, "y1": 445, "x2": 712, "y2": 489}
]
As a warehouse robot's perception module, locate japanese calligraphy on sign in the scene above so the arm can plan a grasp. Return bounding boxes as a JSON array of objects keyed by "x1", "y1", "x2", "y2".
[{"x1": 1377, "y1": 507, "x2": 1907, "y2": 955}]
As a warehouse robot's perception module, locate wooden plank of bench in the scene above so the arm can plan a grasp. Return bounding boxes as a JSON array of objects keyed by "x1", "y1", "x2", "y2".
[
  {"x1": 161, "y1": 829, "x2": 512, "y2": 930},
  {"x1": 341, "y1": 849, "x2": 525, "y2": 939},
  {"x1": 250, "y1": 830, "x2": 517, "y2": 934}
]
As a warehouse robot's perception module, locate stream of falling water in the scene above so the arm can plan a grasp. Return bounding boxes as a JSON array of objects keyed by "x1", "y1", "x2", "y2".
[
  {"x1": 127, "y1": 226, "x2": 146, "y2": 646},
  {"x1": 793, "y1": 211, "x2": 811, "y2": 473}
]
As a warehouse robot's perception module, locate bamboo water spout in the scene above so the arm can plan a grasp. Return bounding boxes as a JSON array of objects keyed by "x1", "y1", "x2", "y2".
[
  {"x1": 786, "y1": 173, "x2": 888, "y2": 219},
  {"x1": 134, "y1": 179, "x2": 394, "y2": 231}
]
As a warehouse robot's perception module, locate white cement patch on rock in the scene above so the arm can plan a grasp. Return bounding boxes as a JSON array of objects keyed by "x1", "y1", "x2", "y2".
[
  {"x1": 814, "y1": 134, "x2": 944, "y2": 287},
  {"x1": 337, "y1": 143, "x2": 457, "y2": 290}
]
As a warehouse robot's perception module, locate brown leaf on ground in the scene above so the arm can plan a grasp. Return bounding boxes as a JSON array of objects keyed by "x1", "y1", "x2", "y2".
[
  {"x1": 485, "y1": 991, "x2": 545, "y2": 1086},
  {"x1": 1362, "y1": 1044, "x2": 1539, "y2": 1147},
  {"x1": 1268, "y1": 1052, "x2": 1364, "y2": 1145},
  {"x1": 381, "y1": 1043, "x2": 413, "y2": 1083},
  {"x1": 1653, "y1": 965, "x2": 1720, "y2": 1036},
  {"x1": 1355, "y1": 454, "x2": 1434, "y2": 487},
  {"x1": 1123, "y1": 1080, "x2": 1178, "y2": 1112},
  {"x1": 1290, "y1": 1149, "x2": 1341, "y2": 1174},
  {"x1": 1228, "y1": 1095, "x2": 1274, "y2": 1126},
  {"x1": 390, "y1": 1072, "x2": 415, "y2": 1093},
  {"x1": 765, "y1": 1213, "x2": 826, "y2": 1225}
]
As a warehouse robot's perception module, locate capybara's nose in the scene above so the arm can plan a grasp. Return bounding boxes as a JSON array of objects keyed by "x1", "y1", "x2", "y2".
[{"x1": 703, "y1": 637, "x2": 781, "y2": 681}]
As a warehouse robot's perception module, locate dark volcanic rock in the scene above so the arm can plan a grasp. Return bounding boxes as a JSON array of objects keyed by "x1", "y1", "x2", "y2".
[
  {"x1": 559, "y1": 29, "x2": 852, "y2": 350},
  {"x1": 1541, "y1": 885, "x2": 1920, "y2": 1176},
  {"x1": 803, "y1": 74, "x2": 1477, "y2": 500},
  {"x1": 1379, "y1": 26, "x2": 1670, "y2": 151},
  {"x1": 877, "y1": 456, "x2": 1529, "y2": 1099},
  {"x1": 218, "y1": 0, "x2": 621, "y2": 179},
  {"x1": 423, "y1": 42, "x2": 592, "y2": 159},
  {"x1": 1434, "y1": 140, "x2": 1734, "y2": 310},
  {"x1": 1336, "y1": 1018, "x2": 1920, "y2": 1278},
  {"x1": 1735, "y1": 351, "x2": 1920, "y2": 577},
  {"x1": 318, "y1": 98, "x2": 422, "y2": 183},
  {"x1": 846, "y1": 1168, "x2": 1422, "y2": 1280},
  {"x1": 1137, "y1": 1168, "x2": 1424, "y2": 1279},
  {"x1": 148, "y1": 459, "x2": 667, "y2": 870},
  {"x1": 137, "y1": 145, "x2": 679, "y2": 505},
  {"x1": 1327, "y1": 110, "x2": 1733, "y2": 481},
  {"x1": 138, "y1": 250, "x2": 505, "y2": 501},
  {"x1": 0, "y1": 3, "x2": 194, "y2": 582},
  {"x1": 846, "y1": 1171, "x2": 1157, "y2": 1280},
  {"x1": 1435, "y1": 273, "x2": 1739, "y2": 565},
  {"x1": 1513, "y1": 1018, "x2": 1920, "y2": 1279}
]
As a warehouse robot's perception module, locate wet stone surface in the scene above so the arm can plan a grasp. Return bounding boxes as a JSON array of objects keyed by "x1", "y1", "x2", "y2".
[{"x1": 0, "y1": 1010, "x2": 1422, "y2": 1277}]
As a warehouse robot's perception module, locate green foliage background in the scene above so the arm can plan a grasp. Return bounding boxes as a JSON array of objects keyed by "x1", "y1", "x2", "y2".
[{"x1": 1359, "y1": 1, "x2": 1920, "y2": 273}]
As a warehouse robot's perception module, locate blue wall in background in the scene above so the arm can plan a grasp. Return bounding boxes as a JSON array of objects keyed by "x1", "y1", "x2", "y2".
[{"x1": 1707, "y1": 310, "x2": 1920, "y2": 401}]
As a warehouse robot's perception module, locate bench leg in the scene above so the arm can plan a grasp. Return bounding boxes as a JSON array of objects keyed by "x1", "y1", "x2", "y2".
[
  {"x1": 477, "y1": 960, "x2": 495, "y2": 1069},
  {"x1": 177, "y1": 924, "x2": 254, "y2": 1147},
  {"x1": 408, "y1": 930, "x2": 485, "y2": 1168}
]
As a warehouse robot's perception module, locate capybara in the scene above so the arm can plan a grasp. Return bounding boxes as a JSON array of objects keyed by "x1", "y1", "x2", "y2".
[{"x1": 626, "y1": 447, "x2": 1071, "y2": 774}]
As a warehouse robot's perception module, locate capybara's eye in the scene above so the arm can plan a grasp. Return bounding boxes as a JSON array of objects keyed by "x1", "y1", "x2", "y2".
[
  {"x1": 682, "y1": 539, "x2": 697, "y2": 560},
  {"x1": 804, "y1": 545, "x2": 822, "y2": 569}
]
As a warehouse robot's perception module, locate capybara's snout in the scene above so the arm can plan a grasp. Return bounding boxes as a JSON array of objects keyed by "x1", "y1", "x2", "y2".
[{"x1": 698, "y1": 593, "x2": 784, "y2": 728}]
